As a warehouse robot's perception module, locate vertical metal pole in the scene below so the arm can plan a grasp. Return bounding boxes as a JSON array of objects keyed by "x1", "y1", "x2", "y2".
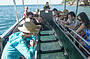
[
  {"x1": 75, "y1": 0, "x2": 79, "y2": 21},
  {"x1": 22, "y1": 0, "x2": 24, "y2": 17},
  {"x1": 37, "y1": 0, "x2": 38, "y2": 8},
  {"x1": 76, "y1": 0, "x2": 79, "y2": 16},
  {"x1": 64, "y1": 0, "x2": 66, "y2": 10},
  {"x1": 13, "y1": 0, "x2": 19, "y2": 22},
  {"x1": 22, "y1": 0, "x2": 24, "y2": 11}
]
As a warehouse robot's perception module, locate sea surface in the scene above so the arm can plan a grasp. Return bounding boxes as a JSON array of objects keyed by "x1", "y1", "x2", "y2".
[{"x1": 0, "y1": 5, "x2": 90, "y2": 35}]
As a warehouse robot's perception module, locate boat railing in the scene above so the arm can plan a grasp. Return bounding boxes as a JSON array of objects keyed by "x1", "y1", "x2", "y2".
[
  {"x1": 70, "y1": 28, "x2": 90, "y2": 46},
  {"x1": 55, "y1": 20, "x2": 90, "y2": 57},
  {"x1": 69, "y1": 28, "x2": 90, "y2": 55}
]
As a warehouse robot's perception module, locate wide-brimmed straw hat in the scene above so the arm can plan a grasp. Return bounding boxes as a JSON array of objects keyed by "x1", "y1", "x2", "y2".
[{"x1": 18, "y1": 22, "x2": 41, "y2": 34}]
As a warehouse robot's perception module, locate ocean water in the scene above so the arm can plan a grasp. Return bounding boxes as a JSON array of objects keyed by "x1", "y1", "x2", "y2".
[{"x1": 0, "y1": 5, "x2": 90, "y2": 35}]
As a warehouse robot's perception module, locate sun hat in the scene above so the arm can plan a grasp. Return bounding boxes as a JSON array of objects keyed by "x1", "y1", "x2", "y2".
[{"x1": 18, "y1": 22, "x2": 41, "y2": 35}]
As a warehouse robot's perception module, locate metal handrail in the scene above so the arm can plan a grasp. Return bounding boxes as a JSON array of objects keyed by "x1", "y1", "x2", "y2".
[
  {"x1": 54, "y1": 19, "x2": 87, "y2": 58},
  {"x1": 64, "y1": 0, "x2": 66, "y2": 10},
  {"x1": 68, "y1": 29, "x2": 90, "y2": 55},
  {"x1": 55, "y1": 19, "x2": 90, "y2": 55},
  {"x1": 76, "y1": 0, "x2": 79, "y2": 15},
  {"x1": 70, "y1": 28, "x2": 90, "y2": 46}
]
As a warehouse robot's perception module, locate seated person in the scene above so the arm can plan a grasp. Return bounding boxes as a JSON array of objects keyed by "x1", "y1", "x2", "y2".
[
  {"x1": 44, "y1": 2, "x2": 50, "y2": 10},
  {"x1": 52, "y1": 8, "x2": 58, "y2": 16},
  {"x1": 1, "y1": 22, "x2": 41, "y2": 59},
  {"x1": 58, "y1": 12, "x2": 64, "y2": 25},
  {"x1": 64, "y1": 12, "x2": 79, "y2": 30},
  {"x1": 52, "y1": 8, "x2": 59, "y2": 22},
  {"x1": 63, "y1": 9, "x2": 69, "y2": 21},
  {"x1": 33, "y1": 9, "x2": 40, "y2": 15},
  {"x1": 76, "y1": 12, "x2": 90, "y2": 49},
  {"x1": 24, "y1": 6, "x2": 28, "y2": 17},
  {"x1": 20, "y1": 12, "x2": 34, "y2": 24}
]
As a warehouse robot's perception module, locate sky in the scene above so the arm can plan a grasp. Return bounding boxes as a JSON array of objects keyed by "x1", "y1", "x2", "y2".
[{"x1": 0, "y1": 0, "x2": 63, "y2": 5}]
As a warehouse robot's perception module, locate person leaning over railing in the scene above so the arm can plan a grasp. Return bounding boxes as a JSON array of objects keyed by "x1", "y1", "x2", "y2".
[
  {"x1": 76, "y1": 12, "x2": 90, "y2": 50},
  {"x1": 63, "y1": 9, "x2": 69, "y2": 21},
  {"x1": 1, "y1": 22, "x2": 41, "y2": 59},
  {"x1": 52, "y1": 8, "x2": 60, "y2": 23},
  {"x1": 58, "y1": 12, "x2": 64, "y2": 25},
  {"x1": 63, "y1": 12, "x2": 80, "y2": 32}
]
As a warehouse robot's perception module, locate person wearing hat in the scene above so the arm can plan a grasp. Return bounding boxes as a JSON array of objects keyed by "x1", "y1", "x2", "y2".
[{"x1": 1, "y1": 22, "x2": 41, "y2": 59}]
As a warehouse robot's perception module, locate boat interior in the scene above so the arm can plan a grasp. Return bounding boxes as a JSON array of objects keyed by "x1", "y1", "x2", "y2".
[{"x1": 0, "y1": 0, "x2": 90, "y2": 59}]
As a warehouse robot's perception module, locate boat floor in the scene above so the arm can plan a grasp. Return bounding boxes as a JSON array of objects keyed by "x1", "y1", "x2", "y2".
[{"x1": 38, "y1": 30, "x2": 66, "y2": 59}]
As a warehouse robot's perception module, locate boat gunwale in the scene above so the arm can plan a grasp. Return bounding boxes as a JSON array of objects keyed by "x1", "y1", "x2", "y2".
[{"x1": 41, "y1": 12, "x2": 88, "y2": 59}]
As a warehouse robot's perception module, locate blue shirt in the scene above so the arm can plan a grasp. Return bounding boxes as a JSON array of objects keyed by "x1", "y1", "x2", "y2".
[
  {"x1": 82, "y1": 28, "x2": 90, "y2": 48},
  {"x1": 1, "y1": 32, "x2": 36, "y2": 59}
]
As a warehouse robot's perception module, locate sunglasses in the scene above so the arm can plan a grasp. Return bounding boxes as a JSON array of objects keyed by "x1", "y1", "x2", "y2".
[
  {"x1": 23, "y1": 32, "x2": 30, "y2": 35},
  {"x1": 78, "y1": 18, "x2": 82, "y2": 21}
]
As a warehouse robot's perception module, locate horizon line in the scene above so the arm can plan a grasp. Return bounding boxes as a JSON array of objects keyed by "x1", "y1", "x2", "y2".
[{"x1": 0, "y1": 4, "x2": 61, "y2": 6}]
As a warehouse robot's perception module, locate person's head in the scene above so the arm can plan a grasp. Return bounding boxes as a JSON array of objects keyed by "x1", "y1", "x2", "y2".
[
  {"x1": 68, "y1": 11, "x2": 76, "y2": 21},
  {"x1": 24, "y1": 6, "x2": 28, "y2": 10},
  {"x1": 36, "y1": 9, "x2": 39, "y2": 12},
  {"x1": 53, "y1": 8, "x2": 58, "y2": 12},
  {"x1": 63, "y1": 9, "x2": 69, "y2": 15},
  {"x1": 63, "y1": 9, "x2": 69, "y2": 19},
  {"x1": 78, "y1": 12, "x2": 90, "y2": 28},
  {"x1": 59, "y1": 12, "x2": 64, "y2": 20},
  {"x1": 46, "y1": 2, "x2": 49, "y2": 4},
  {"x1": 18, "y1": 22, "x2": 41, "y2": 36}
]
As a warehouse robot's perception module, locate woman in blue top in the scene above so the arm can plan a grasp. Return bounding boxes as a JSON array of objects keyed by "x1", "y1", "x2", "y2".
[
  {"x1": 1, "y1": 22, "x2": 41, "y2": 59},
  {"x1": 76, "y1": 12, "x2": 90, "y2": 49}
]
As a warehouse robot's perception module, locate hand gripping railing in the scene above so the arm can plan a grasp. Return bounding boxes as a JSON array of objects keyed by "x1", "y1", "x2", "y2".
[
  {"x1": 57, "y1": 23, "x2": 90, "y2": 57},
  {"x1": 69, "y1": 28, "x2": 90, "y2": 55},
  {"x1": 70, "y1": 28, "x2": 90, "y2": 47}
]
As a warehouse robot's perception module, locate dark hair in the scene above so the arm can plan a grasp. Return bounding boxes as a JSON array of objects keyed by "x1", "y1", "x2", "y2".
[
  {"x1": 46, "y1": 2, "x2": 49, "y2": 3},
  {"x1": 52, "y1": 8, "x2": 58, "y2": 11},
  {"x1": 68, "y1": 11, "x2": 76, "y2": 17},
  {"x1": 78, "y1": 12, "x2": 90, "y2": 28},
  {"x1": 27, "y1": 12, "x2": 33, "y2": 16}
]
